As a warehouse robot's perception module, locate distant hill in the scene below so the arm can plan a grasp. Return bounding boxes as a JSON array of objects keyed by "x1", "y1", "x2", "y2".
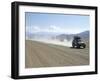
[
  {"x1": 76, "y1": 31, "x2": 89, "y2": 41},
  {"x1": 56, "y1": 31, "x2": 89, "y2": 41},
  {"x1": 26, "y1": 31, "x2": 89, "y2": 42}
]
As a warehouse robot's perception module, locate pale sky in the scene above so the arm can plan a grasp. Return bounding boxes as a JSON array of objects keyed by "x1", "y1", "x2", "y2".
[{"x1": 25, "y1": 12, "x2": 90, "y2": 34}]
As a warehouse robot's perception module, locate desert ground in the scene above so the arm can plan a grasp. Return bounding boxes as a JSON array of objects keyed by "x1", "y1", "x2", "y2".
[{"x1": 25, "y1": 40, "x2": 89, "y2": 68}]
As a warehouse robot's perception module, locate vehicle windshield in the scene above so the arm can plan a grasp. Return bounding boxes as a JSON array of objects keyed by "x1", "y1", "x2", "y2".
[{"x1": 78, "y1": 39, "x2": 81, "y2": 42}]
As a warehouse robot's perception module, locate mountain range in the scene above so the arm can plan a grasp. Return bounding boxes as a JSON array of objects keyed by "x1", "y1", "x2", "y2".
[
  {"x1": 56, "y1": 31, "x2": 89, "y2": 41},
  {"x1": 26, "y1": 31, "x2": 89, "y2": 41}
]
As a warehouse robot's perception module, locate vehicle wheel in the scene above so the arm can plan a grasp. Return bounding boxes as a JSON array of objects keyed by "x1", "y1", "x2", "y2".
[
  {"x1": 72, "y1": 43, "x2": 75, "y2": 48},
  {"x1": 82, "y1": 44, "x2": 86, "y2": 48},
  {"x1": 77, "y1": 45, "x2": 80, "y2": 48}
]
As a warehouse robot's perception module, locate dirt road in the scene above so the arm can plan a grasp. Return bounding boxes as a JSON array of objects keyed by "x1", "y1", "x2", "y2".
[{"x1": 25, "y1": 40, "x2": 89, "y2": 68}]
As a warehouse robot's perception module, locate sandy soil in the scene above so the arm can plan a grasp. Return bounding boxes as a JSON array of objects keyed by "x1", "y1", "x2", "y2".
[{"x1": 25, "y1": 40, "x2": 89, "y2": 68}]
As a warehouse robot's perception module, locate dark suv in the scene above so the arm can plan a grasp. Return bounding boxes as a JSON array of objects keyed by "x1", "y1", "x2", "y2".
[{"x1": 72, "y1": 36, "x2": 86, "y2": 48}]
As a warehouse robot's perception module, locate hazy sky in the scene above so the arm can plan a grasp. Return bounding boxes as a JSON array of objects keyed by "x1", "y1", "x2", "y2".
[{"x1": 25, "y1": 12, "x2": 90, "y2": 34}]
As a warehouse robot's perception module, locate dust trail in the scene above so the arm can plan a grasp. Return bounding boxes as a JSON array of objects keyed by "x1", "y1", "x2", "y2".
[{"x1": 29, "y1": 38, "x2": 73, "y2": 47}]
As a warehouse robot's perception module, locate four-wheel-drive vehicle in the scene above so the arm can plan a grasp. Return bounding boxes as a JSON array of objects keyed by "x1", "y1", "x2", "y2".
[{"x1": 72, "y1": 36, "x2": 86, "y2": 48}]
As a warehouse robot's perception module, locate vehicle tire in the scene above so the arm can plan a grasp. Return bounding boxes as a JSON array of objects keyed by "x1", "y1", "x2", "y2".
[
  {"x1": 77, "y1": 45, "x2": 80, "y2": 48},
  {"x1": 82, "y1": 44, "x2": 86, "y2": 48},
  {"x1": 72, "y1": 43, "x2": 75, "y2": 48}
]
